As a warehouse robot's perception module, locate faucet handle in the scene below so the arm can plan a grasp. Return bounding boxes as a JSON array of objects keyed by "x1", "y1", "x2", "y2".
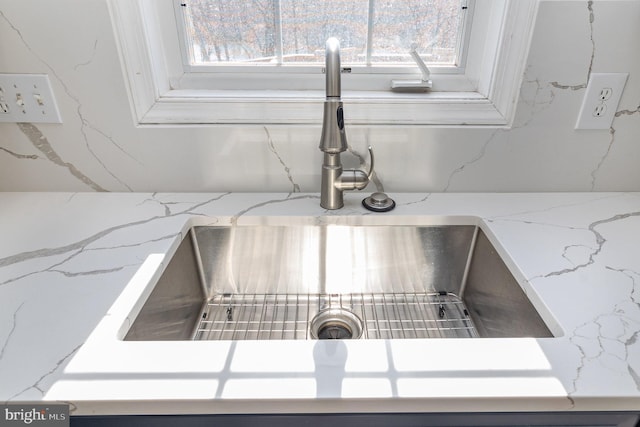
[
  {"x1": 335, "y1": 146, "x2": 375, "y2": 192},
  {"x1": 366, "y1": 146, "x2": 375, "y2": 181}
]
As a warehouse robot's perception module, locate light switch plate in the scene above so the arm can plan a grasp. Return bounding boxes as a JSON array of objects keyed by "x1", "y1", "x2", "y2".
[
  {"x1": 575, "y1": 72, "x2": 628, "y2": 130},
  {"x1": 0, "y1": 74, "x2": 62, "y2": 123}
]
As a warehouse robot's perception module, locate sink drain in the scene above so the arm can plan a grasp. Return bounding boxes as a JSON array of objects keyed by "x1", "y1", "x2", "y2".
[{"x1": 310, "y1": 308, "x2": 363, "y2": 340}]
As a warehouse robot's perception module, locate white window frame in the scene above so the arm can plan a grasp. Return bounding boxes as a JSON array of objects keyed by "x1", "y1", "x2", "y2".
[{"x1": 108, "y1": 0, "x2": 539, "y2": 126}]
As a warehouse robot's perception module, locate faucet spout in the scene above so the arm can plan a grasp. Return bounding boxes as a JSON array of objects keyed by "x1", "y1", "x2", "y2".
[
  {"x1": 319, "y1": 38, "x2": 374, "y2": 210},
  {"x1": 319, "y1": 38, "x2": 347, "y2": 154},
  {"x1": 324, "y1": 37, "x2": 341, "y2": 99}
]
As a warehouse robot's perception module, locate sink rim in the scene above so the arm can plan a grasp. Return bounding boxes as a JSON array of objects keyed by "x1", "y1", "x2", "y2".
[{"x1": 117, "y1": 217, "x2": 564, "y2": 341}]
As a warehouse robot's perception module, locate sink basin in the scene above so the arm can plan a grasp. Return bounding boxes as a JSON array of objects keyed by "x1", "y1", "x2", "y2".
[{"x1": 124, "y1": 224, "x2": 554, "y2": 341}]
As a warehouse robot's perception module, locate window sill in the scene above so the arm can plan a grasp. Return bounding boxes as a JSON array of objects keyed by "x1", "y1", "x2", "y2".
[{"x1": 141, "y1": 90, "x2": 503, "y2": 126}]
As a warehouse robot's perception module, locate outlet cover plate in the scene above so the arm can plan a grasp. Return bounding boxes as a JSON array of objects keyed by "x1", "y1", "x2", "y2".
[
  {"x1": 0, "y1": 74, "x2": 62, "y2": 123},
  {"x1": 575, "y1": 72, "x2": 628, "y2": 130}
]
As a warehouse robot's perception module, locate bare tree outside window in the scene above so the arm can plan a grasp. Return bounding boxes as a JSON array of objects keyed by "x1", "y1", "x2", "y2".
[
  {"x1": 280, "y1": 0, "x2": 369, "y2": 63},
  {"x1": 181, "y1": 0, "x2": 464, "y2": 66}
]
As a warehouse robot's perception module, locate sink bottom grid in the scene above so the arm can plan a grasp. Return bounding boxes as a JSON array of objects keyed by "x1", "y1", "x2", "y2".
[{"x1": 193, "y1": 292, "x2": 478, "y2": 340}]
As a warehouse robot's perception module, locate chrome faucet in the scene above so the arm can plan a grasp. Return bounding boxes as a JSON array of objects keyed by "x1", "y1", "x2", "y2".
[{"x1": 319, "y1": 38, "x2": 374, "y2": 210}]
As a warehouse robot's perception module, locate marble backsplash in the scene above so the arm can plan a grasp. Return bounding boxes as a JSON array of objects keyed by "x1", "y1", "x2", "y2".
[{"x1": 0, "y1": 0, "x2": 639, "y2": 193}]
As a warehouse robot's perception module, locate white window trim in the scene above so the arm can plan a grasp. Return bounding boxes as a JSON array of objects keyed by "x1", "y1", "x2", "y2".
[{"x1": 108, "y1": 0, "x2": 539, "y2": 126}]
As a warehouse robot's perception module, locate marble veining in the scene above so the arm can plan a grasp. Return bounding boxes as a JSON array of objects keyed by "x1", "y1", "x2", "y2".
[
  {"x1": 0, "y1": 192, "x2": 639, "y2": 415},
  {"x1": 567, "y1": 265, "x2": 640, "y2": 400},
  {"x1": 7, "y1": 343, "x2": 82, "y2": 402},
  {"x1": 1, "y1": 1, "x2": 639, "y2": 193},
  {"x1": 1, "y1": 5, "x2": 137, "y2": 192},
  {"x1": 590, "y1": 127, "x2": 616, "y2": 191},
  {"x1": 0, "y1": 302, "x2": 24, "y2": 362},
  {"x1": 483, "y1": 195, "x2": 640, "y2": 405},
  {"x1": 442, "y1": 129, "x2": 501, "y2": 192},
  {"x1": 550, "y1": 1, "x2": 594, "y2": 91},
  {"x1": 230, "y1": 194, "x2": 320, "y2": 225},
  {"x1": 16, "y1": 123, "x2": 107, "y2": 192},
  {"x1": 543, "y1": 210, "x2": 640, "y2": 278},
  {"x1": 0, "y1": 193, "x2": 230, "y2": 286},
  {"x1": 616, "y1": 107, "x2": 640, "y2": 117},
  {"x1": 522, "y1": 1, "x2": 632, "y2": 193},
  {"x1": 264, "y1": 126, "x2": 301, "y2": 195},
  {"x1": 73, "y1": 39, "x2": 98, "y2": 72},
  {"x1": 0, "y1": 146, "x2": 38, "y2": 160}
]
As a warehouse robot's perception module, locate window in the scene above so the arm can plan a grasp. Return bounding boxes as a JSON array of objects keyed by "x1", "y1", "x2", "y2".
[
  {"x1": 108, "y1": 0, "x2": 539, "y2": 125},
  {"x1": 180, "y1": 0, "x2": 466, "y2": 67},
  {"x1": 174, "y1": 0, "x2": 472, "y2": 92}
]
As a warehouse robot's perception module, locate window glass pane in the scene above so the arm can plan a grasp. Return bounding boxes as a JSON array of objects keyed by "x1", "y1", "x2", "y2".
[
  {"x1": 372, "y1": 0, "x2": 462, "y2": 65},
  {"x1": 182, "y1": 0, "x2": 464, "y2": 66},
  {"x1": 184, "y1": 0, "x2": 277, "y2": 63},
  {"x1": 280, "y1": 0, "x2": 369, "y2": 64}
]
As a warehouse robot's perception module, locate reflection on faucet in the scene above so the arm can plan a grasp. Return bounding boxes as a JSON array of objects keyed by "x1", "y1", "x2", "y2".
[{"x1": 319, "y1": 37, "x2": 374, "y2": 210}]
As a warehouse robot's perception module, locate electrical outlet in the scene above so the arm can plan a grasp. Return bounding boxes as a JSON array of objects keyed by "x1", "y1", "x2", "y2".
[
  {"x1": 0, "y1": 74, "x2": 62, "y2": 123},
  {"x1": 593, "y1": 103, "x2": 607, "y2": 117},
  {"x1": 599, "y1": 88, "x2": 612, "y2": 101},
  {"x1": 575, "y1": 73, "x2": 628, "y2": 130}
]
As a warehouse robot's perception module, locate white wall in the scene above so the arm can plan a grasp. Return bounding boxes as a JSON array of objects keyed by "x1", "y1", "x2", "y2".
[{"x1": 0, "y1": 0, "x2": 639, "y2": 193}]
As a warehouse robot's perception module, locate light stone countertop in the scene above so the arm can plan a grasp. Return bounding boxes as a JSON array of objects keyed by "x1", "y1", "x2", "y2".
[{"x1": 0, "y1": 192, "x2": 639, "y2": 416}]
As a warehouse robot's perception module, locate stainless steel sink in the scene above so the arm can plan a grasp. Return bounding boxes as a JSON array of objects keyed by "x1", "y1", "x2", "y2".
[{"x1": 124, "y1": 225, "x2": 554, "y2": 341}]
